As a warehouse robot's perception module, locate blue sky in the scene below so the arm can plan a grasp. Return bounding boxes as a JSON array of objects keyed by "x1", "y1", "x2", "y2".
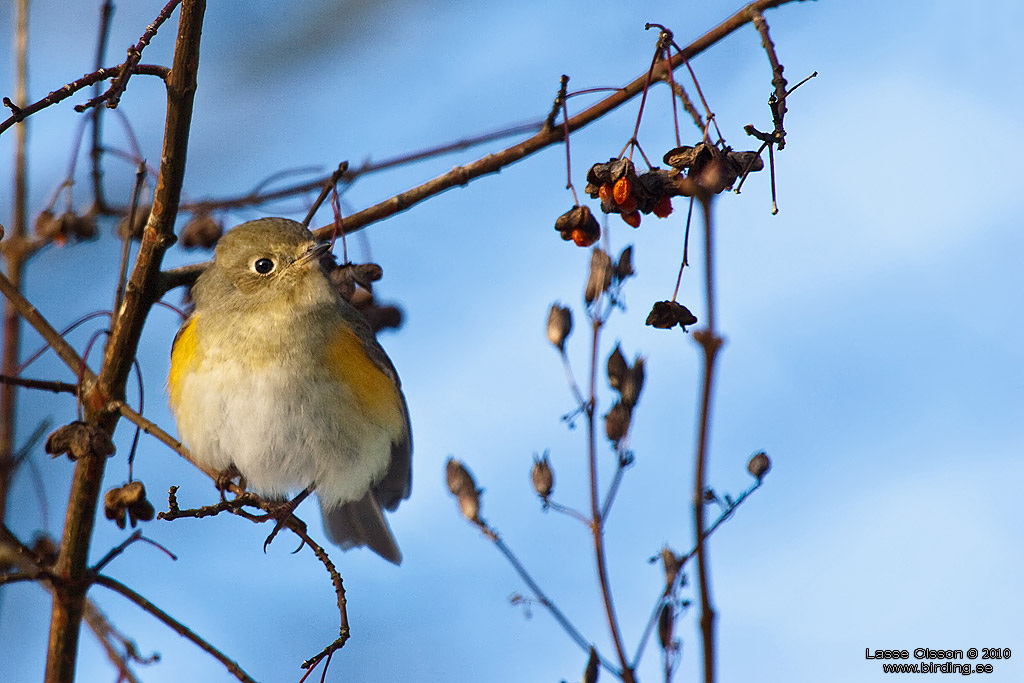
[{"x1": 2, "y1": 1, "x2": 1023, "y2": 682}]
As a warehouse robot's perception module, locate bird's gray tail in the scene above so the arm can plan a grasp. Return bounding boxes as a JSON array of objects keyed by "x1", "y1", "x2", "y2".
[{"x1": 321, "y1": 491, "x2": 402, "y2": 565}]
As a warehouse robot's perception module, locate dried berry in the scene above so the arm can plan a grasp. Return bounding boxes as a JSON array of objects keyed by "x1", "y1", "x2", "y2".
[
  {"x1": 663, "y1": 143, "x2": 764, "y2": 193},
  {"x1": 554, "y1": 205, "x2": 600, "y2": 247},
  {"x1": 546, "y1": 304, "x2": 573, "y2": 351},
  {"x1": 645, "y1": 300, "x2": 698, "y2": 331}
]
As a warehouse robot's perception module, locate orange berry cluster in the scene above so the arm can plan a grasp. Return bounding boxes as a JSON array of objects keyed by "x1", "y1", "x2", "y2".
[{"x1": 585, "y1": 158, "x2": 677, "y2": 229}]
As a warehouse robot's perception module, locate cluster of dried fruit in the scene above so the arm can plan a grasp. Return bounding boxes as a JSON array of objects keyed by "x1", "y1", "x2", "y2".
[{"x1": 586, "y1": 157, "x2": 675, "y2": 228}]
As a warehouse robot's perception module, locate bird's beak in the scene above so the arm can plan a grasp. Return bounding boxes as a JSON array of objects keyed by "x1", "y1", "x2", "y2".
[{"x1": 297, "y1": 241, "x2": 331, "y2": 264}]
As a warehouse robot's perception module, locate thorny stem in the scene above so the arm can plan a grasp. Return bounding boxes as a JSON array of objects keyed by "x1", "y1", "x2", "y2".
[
  {"x1": 587, "y1": 317, "x2": 635, "y2": 683},
  {"x1": 693, "y1": 196, "x2": 723, "y2": 683}
]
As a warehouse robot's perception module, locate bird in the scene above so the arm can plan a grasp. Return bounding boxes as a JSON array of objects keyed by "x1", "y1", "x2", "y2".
[{"x1": 167, "y1": 217, "x2": 411, "y2": 564}]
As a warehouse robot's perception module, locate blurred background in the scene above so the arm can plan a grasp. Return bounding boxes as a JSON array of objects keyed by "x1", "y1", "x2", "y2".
[{"x1": 1, "y1": 1, "x2": 1022, "y2": 681}]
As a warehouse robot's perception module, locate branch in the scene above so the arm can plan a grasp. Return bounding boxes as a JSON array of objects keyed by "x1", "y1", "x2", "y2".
[
  {"x1": 692, "y1": 196, "x2": 724, "y2": 683},
  {"x1": 93, "y1": 574, "x2": 258, "y2": 683},
  {"x1": 0, "y1": 374, "x2": 78, "y2": 395},
  {"x1": 0, "y1": 65, "x2": 169, "y2": 137},
  {"x1": 45, "y1": 3, "x2": 207, "y2": 682},
  {"x1": 157, "y1": 0, "x2": 808, "y2": 293},
  {"x1": 77, "y1": 0, "x2": 183, "y2": 111}
]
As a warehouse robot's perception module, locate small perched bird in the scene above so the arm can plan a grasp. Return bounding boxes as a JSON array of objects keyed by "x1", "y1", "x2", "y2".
[{"x1": 167, "y1": 217, "x2": 411, "y2": 564}]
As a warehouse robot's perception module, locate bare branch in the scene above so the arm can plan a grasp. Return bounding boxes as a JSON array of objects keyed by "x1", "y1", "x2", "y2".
[{"x1": 93, "y1": 574, "x2": 258, "y2": 683}]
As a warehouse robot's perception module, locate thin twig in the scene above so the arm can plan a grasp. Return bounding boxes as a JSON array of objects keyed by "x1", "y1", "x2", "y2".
[
  {"x1": 0, "y1": 374, "x2": 78, "y2": 395},
  {"x1": 89, "y1": 0, "x2": 116, "y2": 210},
  {"x1": 0, "y1": 65, "x2": 169, "y2": 137},
  {"x1": 631, "y1": 478, "x2": 764, "y2": 668},
  {"x1": 692, "y1": 196, "x2": 724, "y2": 683},
  {"x1": 585, "y1": 315, "x2": 635, "y2": 683},
  {"x1": 78, "y1": 0, "x2": 184, "y2": 111},
  {"x1": 301, "y1": 162, "x2": 349, "y2": 228},
  {"x1": 93, "y1": 574, "x2": 258, "y2": 683},
  {"x1": 482, "y1": 523, "x2": 621, "y2": 677}
]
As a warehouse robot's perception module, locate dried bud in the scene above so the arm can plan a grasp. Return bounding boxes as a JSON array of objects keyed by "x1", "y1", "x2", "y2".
[
  {"x1": 446, "y1": 458, "x2": 482, "y2": 523},
  {"x1": 546, "y1": 304, "x2": 573, "y2": 351},
  {"x1": 606, "y1": 344, "x2": 627, "y2": 391},
  {"x1": 620, "y1": 357, "x2": 645, "y2": 409},
  {"x1": 645, "y1": 300, "x2": 698, "y2": 331},
  {"x1": 531, "y1": 454, "x2": 554, "y2": 500},
  {"x1": 118, "y1": 205, "x2": 151, "y2": 240},
  {"x1": 658, "y1": 603, "x2": 675, "y2": 651},
  {"x1": 103, "y1": 481, "x2": 155, "y2": 529},
  {"x1": 747, "y1": 451, "x2": 771, "y2": 481},
  {"x1": 604, "y1": 401, "x2": 631, "y2": 443},
  {"x1": 31, "y1": 534, "x2": 58, "y2": 566},
  {"x1": 45, "y1": 421, "x2": 115, "y2": 461},
  {"x1": 660, "y1": 546, "x2": 683, "y2": 589},
  {"x1": 583, "y1": 647, "x2": 599, "y2": 683},
  {"x1": 554, "y1": 205, "x2": 600, "y2": 247},
  {"x1": 615, "y1": 245, "x2": 634, "y2": 281},
  {"x1": 180, "y1": 211, "x2": 223, "y2": 249},
  {"x1": 358, "y1": 302, "x2": 404, "y2": 334},
  {"x1": 584, "y1": 248, "x2": 613, "y2": 304}
]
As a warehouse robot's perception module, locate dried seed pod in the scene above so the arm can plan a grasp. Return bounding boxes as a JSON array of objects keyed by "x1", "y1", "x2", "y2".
[
  {"x1": 620, "y1": 357, "x2": 645, "y2": 409},
  {"x1": 747, "y1": 451, "x2": 771, "y2": 481},
  {"x1": 531, "y1": 454, "x2": 554, "y2": 500},
  {"x1": 546, "y1": 304, "x2": 573, "y2": 351},
  {"x1": 604, "y1": 401, "x2": 631, "y2": 443},
  {"x1": 554, "y1": 205, "x2": 600, "y2": 247},
  {"x1": 645, "y1": 300, "x2": 698, "y2": 331},
  {"x1": 620, "y1": 211, "x2": 641, "y2": 229},
  {"x1": 658, "y1": 602, "x2": 675, "y2": 651},
  {"x1": 583, "y1": 647, "x2": 599, "y2": 683},
  {"x1": 615, "y1": 245, "x2": 634, "y2": 281},
  {"x1": 446, "y1": 457, "x2": 476, "y2": 497},
  {"x1": 584, "y1": 248, "x2": 613, "y2": 304},
  {"x1": 180, "y1": 211, "x2": 223, "y2": 249},
  {"x1": 104, "y1": 481, "x2": 155, "y2": 529},
  {"x1": 607, "y1": 344, "x2": 627, "y2": 391},
  {"x1": 446, "y1": 458, "x2": 482, "y2": 524},
  {"x1": 45, "y1": 421, "x2": 115, "y2": 461},
  {"x1": 651, "y1": 196, "x2": 673, "y2": 219}
]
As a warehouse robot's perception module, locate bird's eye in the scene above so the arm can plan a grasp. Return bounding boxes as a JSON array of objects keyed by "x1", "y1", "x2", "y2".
[{"x1": 253, "y1": 257, "x2": 275, "y2": 275}]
